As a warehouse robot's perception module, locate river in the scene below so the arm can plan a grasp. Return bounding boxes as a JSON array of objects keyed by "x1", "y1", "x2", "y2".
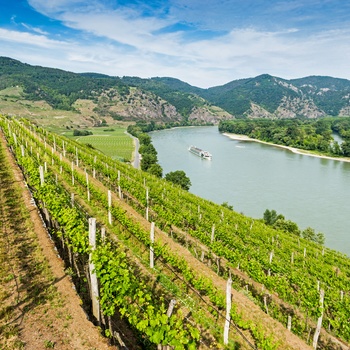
[{"x1": 150, "y1": 126, "x2": 350, "y2": 256}]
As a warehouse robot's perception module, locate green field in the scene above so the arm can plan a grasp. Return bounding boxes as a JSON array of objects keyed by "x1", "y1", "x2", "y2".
[
  {"x1": 63, "y1": 127, "x2": 134, "y2": 162},
  {"x1": 0, "y1": 86, "x2": 134, "y2": 161}
]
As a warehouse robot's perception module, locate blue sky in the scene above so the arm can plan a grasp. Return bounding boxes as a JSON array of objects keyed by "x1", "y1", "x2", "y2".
[{"x1": 0, "y1": 0, "x2": 350, "y2": 87}]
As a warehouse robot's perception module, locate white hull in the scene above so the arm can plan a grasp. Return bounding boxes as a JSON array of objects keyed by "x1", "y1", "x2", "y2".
[{"x1": 188, "y1": 145, "x2": 212, "y2": 160}]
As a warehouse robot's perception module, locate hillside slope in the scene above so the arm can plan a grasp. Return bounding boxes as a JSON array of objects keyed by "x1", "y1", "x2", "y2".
[
  {"x1": 2, "y1": 115, "x2": 350, "y2": 349},
  {"x1": 2, "y1": 57, "x2": 350, "y2": 124},
  {"x1": 198, "y1": 75, "x2": 350, "y2": 118},
  {"x1": 0, "y1": 57, "x2": 231, "y2": 126}
]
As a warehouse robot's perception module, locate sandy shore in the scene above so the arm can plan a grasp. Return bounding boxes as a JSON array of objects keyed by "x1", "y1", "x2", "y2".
[{"x1": 223, "y1": 132, "x2": 350, "y2": 163}]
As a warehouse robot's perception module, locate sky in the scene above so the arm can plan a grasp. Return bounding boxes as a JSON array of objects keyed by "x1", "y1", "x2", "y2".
[{"x1": 0, "y1": 0, "x2": 350, "y2": 88}]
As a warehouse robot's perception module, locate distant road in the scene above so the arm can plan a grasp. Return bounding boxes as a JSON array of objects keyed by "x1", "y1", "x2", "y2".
[{"x1": 127, "y1": 132, "x2": 140, "y2": 169}]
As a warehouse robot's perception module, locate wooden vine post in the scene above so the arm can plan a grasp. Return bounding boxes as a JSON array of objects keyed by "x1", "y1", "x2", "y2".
[
  {"x1": 101, "y1": 227, "x2": 106, "y2": 243},
  {"x1": 150, "y1": 222, "x2": 155, "y2": 268},
  {"x1": 264, "y1": 295, "x2": 269, "y2": 314},
  {"x1": 211, "y1": 224, "x2": 215, "y2": 244},
  {"x1": 166, "y1": 299, "x2": 176, "y2": 317},
  {"x1": 86, "y1": 171, "x2": 90, "y2": 202},
  {"x1": 39, "y1": 165, "x2": 44, "y2": 186},
  {"x1": 287, "y1": 315, "x2": 292, "y2": 331},
  {"x1": 71, "y1": 161, "x2": 74, "y2": 185},
  {"x1": 12, "y1": 132, "x2": 17, "y2": 146},
  {"x1": 75, "y1": 147, "x2": 79, "y2": 166},
  {"x1": 108, "y1": 190, "x2": 112, "y2": 225},
  {"x1": 146, "y1": 188, "x2": 149, "y2": 221},
  {"x1": 312, "y1": 289, "x2": 325, "y2": 349},
  {"x1": 88, "y1": 218, "x2": 100, "y2": 322},
  {"x1": 118, "y1": 170, "x2": 122, "y2": 199},
  {"x1": 223, "y1": 276, "x2": 232, "y2": 345},
  {"x1": 157, "y1": 299, "x2": 177, "y2": 350}
]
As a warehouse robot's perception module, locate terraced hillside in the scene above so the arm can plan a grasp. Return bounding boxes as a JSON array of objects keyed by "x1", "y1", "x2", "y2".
[{"x1": 1, "y1": 114, "x2": 349, "y2": 349}]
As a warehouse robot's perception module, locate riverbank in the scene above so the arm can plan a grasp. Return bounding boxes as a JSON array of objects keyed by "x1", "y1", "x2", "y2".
[{"x1": 223, "y1": 133, "x2": 350, "y2": 163}]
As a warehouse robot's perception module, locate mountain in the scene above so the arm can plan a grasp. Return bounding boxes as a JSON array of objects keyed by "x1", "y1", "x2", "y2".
[
  {"x1": 103, "y1": 73, "x2": 350, "y2": 119},
  {"x1": 189, "y1": 74, "x2": 350, "y2": 118},
  {"x1": 1, "y1": 56, "x2": 350, "y2": 125},
  {"x1": 0, "y1": 57, "x2": 231, "y2": 126}
]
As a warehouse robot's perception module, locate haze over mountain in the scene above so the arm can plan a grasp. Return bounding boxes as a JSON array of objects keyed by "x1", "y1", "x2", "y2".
[{"x1": 1, "y1": 57, "x2": 350, "y2": 125}]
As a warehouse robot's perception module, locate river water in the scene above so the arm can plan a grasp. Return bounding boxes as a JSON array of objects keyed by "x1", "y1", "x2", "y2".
[{"x1": 150, "y1": 126, "x2": 350, "y2": 256}]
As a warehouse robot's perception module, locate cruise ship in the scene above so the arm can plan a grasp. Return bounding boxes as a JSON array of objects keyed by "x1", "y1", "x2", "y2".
[{"x1": 188, "y1": 145, "x2": 212, "y2": 160}]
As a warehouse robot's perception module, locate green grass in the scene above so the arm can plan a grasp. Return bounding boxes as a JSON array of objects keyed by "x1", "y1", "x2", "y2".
[
  {"x1": 0, "y1": 86, "x2": 23, "y2": 97},
  {"x1": 64, "y1": 127, "x2": 134, "y2": 161}
]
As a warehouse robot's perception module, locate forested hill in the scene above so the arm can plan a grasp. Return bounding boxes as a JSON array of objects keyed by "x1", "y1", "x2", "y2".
[
  {"x1": 1, "y1": 56, "x2": 350, "y2": 123},
  {"x1": 200, "y1": 74, "x2": 350, "y2": 118},
  {"x1": 0, "y1": 57, "x2": 126, "y2": 110},
  {"x1": 0, "y1": 56, "x2": 231, "y2": 125}
]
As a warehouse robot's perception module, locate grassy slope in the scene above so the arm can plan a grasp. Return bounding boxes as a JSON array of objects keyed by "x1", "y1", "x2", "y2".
[{"x1": 63, "y1": 127, "x2": 134, "y2": 162}]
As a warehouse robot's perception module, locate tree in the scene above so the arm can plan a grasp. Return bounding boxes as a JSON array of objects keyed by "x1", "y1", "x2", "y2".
[
  {"x1": 263, "y1": 209, "x2": 284, "y2": 226},
  {"x1": 165, "y1": 170, "x2": 191, "y2": 191},
  {"x1": 221, "y1": 202, "x2": 233, "y2": 210},
  {"x1": 341, "y1": 140, "x2": 350, "y2": 157},
  {"x1": 73, "y1": 129, "x2": 93, "y2": 136},
  {"x1": 140, "y1": 153, "x2": 157, "y2": 171},
  {"x1": 138, "y1": 133, "x2": 151, "y2": 145},
  {"x1": 316, "y1": 232, "x2": 325, "y2": 245},
  {"x1": 139, "y1": 143, "x2": 157, "y2": 156},
  {"x1": 273, "y1": 219, "x2": 300, "y2": 236},
  {"x1": 302, "y1": 227, "x2": 325, "y2": 245},
  {"x1": 331, "y1": 141, "x2": 342, "y2": 156},
  {"x1": 148, "y1": 163, "x2": 163, "y2": 178}
]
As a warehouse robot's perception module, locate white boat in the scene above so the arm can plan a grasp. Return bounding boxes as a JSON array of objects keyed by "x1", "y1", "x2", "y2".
[{"x1": 188, "y1": 145, "x2": 212, "y2": 160}]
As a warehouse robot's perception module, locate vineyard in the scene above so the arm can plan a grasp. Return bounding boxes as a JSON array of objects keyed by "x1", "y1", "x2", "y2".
[
  {"x1": 1, "y1": 115, "x2": 350, "y2": 349},
  {"x1": 69, "y1": 127, "x2": 134, "y2": 162}
]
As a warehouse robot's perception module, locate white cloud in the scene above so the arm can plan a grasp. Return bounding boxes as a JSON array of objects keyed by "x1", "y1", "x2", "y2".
[
  {"x1": 60, "y1": 11, "x2": 180, "y2": 55},
  {"x1": 27, "y1": 0, "x2": 89, "y2": 16},
  {"x1": 21, "y1": 23, "x2": 49, "y2": 35},
  {"x1": 2, "y1": 0, "x2": 350, "y2": 87},
  {"x1": 0, "y1": 28, "x2": 68, "y2": 48}
]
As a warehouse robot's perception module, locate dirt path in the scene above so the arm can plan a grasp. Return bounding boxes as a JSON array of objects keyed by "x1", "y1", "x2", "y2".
[{"x1": 0, "y1": 132, "x2": 113, "y2": 350}]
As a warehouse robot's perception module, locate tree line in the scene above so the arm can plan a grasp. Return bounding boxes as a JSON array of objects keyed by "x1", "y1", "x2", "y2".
[{"x1": 219, "y1": 117, "x2": 350, "y2": 157}]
